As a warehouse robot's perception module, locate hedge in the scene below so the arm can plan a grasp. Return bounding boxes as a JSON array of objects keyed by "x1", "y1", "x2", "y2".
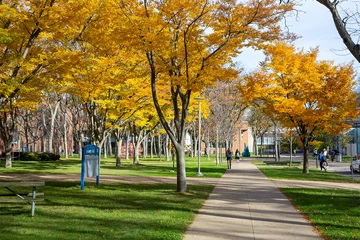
[{"x1": 20, "y1": 152, "x2": 60, "y2": 161}]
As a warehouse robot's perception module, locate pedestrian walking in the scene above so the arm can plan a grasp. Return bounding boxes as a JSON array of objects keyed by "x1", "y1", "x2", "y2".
[
  {"x1": 323, "y1": 148, "x2": 329, "y2": 167},
  {"x1": 330, "y1": 149, "x2": 335, "y2": 162},
  {"x1": 319, "y1": 150, "x2": 328, "y2": 171},
  {"x1": 235, "y1": 149, "x2": 240, "y2": 162},
  {"x1": 226, "y1": 148, "x2": 233, "y2": 169},
  {"x1": 314, "y1": 148, "x2": 317, "y2": 158}
]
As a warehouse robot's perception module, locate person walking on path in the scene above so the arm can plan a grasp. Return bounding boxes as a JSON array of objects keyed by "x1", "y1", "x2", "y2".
[
  {"x1": 226, "y1": 148, "x2": 232, "y2": 169},
  {"x1": 330, "y1": 149, "x2": 335, "y2": 162},
  {"x1": 319, "y1": 150, "x2": 328, "y2": 171},
  {"x1": 235, "y1": 149, "x2": 240, "y2": 162},
  {"x1": 323, "y1": 148, "x2": 329, "y2": 167}
]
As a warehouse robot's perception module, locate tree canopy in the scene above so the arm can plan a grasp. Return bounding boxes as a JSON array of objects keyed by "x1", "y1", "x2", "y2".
[{"x1": 240, "y1": 41, "x2": 359, "y2": 172}]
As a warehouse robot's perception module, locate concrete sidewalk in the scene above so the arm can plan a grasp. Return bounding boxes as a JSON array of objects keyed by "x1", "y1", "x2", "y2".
[{"x1": 183, "y1": 160, "x2": 322, "y2": 240}]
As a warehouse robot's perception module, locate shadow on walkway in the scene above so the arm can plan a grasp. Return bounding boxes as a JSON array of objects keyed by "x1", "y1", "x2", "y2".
[{"x1": 183, "y1": 160, "x2": 322, "y2": 240}]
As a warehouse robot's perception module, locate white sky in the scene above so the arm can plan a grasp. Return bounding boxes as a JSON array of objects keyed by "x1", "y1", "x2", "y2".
[{"x1": 237, "y1": 1, "x2": 360, "y2": 74}]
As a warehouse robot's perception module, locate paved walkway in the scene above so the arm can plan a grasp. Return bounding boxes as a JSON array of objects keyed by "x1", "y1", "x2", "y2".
[{"x1": 183, "y1": 161, "x2": 323, "y2": 240}]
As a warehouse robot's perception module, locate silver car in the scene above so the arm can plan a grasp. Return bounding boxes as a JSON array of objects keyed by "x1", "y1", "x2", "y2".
[{"x1": 350, "y1": 160, "x2": 360, "y2": 172}]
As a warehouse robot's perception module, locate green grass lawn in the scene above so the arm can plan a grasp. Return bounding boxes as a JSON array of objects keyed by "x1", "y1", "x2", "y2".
[
  {"x1": 0, "y1": 181, "x2": 214, "y2": 240},
  {"x1": 0, "y1": 156, "x2": 221, "y2": 239},
  {"x1": 0, "y1": 155, "x2": 227, "y2": 178},
  {"x1": 282, "y1": 188, "x2": 360, "y2": 240},
  {"x1": 255, "y1": 165, "x2": 359, "y2": 183},
  {"x1": 256, "y1": 164, "x2": 360, "y2": 239}
]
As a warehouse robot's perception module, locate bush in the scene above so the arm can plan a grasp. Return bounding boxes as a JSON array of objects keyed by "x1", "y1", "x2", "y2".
[
  {"x1": 21, "y1": 152, "x2": 40, "y2": 161},
  {"x1": 39, "y1": 152, "x2": 60, "y2": 161},
  {"x1": 20, "y1": 152, "x2": 60, "y2": 161}
]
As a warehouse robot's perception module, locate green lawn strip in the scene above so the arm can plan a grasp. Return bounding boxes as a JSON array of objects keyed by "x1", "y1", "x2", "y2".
[
  {"x1": 282, "y1": 188, "x2": 360, "y2": 240},
  {"x1": 0, "y1": 156, "x2": 227, "y2": 178},
  {"x1": 257, "y1": 166, "x2": 359, "y2": 183},
  {"x1": 0, "y1": 181, "x2": 214, "y2": 240}
]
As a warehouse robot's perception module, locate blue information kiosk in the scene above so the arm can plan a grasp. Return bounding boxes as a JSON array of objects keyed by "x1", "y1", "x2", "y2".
[{"x1": 80, "y1": 145, "x2": 100, "y2": 190}]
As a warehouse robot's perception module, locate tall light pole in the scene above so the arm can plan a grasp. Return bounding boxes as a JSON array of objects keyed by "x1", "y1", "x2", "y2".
[{"x1": 195, "y1": 97, "x2": 204, "y2": 176}]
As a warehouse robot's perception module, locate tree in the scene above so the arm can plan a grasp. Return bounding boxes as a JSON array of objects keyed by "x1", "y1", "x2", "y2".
[
  {"x1": 0, "y1": 0, "x2": 56, "y2": 167},
  {"x1": 204, "y1": 81, "x2": 246, "y2": 164},
  {"x1": 246, "y1": 107, "x2": 272, "y2": 156},
  {"x1": 128, "y1": 107, "x2": 159, "y2": 164},
  {"x1": 118, "y1": 0, "x2": 294, "y2": 192},
  {"x1": 241, "y1": 41, "x2": 359, "y2": 173},
  {"x1": 0, "y1": 0, "x2": 111, "y2": 167},
  {"x1": 281, "y1": 128, "x2": 297, "y2": 165},
  {"x1": 315, "y1": 1, "x2": 360, "y2": 63},
  {"x1": 280, "y1": 1, "x2": 360, "y2": 63}
]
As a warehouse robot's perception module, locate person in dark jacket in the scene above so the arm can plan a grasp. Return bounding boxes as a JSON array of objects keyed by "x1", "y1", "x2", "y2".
[
  {"x1": 319, "y1": 150, "x2": 327, "y2": 171},
  {"x1": 226, "y1": 148, "x2": 233, "y2": 169},
  {"x1": 235, "y1": 149, "x2": 240, "y2": 162}
]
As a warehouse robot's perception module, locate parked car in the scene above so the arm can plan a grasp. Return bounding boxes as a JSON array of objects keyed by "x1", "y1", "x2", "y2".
[{"x1": 350, "y1": 160, "x2": 360, "y2": 172}]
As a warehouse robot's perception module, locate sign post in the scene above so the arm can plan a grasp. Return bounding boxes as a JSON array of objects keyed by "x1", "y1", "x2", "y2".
[{"x1": 80, "y1": 144, "x2": 100, "y2": 190}]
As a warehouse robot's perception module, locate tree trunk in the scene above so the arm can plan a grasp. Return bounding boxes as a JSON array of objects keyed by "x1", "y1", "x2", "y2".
[
  {"x1": 0, "y1": 107, "x2": 16, "y2": 168},
  {"x1": 96, "y1": 139, "x2": 106, "y2": 160},
  {"x1": 220, "y1": 143, "x2": 223, "y2": 163},
  {"x1": 4, "y1": 140, "x2": 12, "y2": 168},
  {"x1": 41, "y1": 110, "x2": 47, "y2": 152},
  {"x1": 48, "y1": 100, "x2": 61, "y2": 153},
  {"x1": 165, "y1": 134, "x2": 169, "y2": 161},
  {"x1": 103, "y1": 139, "x2": 107, "y2": 158},
  {"x1": 116, "y1": 139, "x2": 123, "y2": 167},
  {"x1": 302, "y1": 138, "x2": 310, "y2": 173},
  {"x1": 64, "y1": 111, "x2": 69, "y2": 159},
  {"x1": 34, "y1": 139, "x2": 38, "y2": 153},
  {"x1": 133, "y1": 138, "x2": 141, "y2": 164},
  {"x1": 126, "y1": 132, "x2": 130, "y2": 160},
  {"x1": 158, "y1": 134, "x2": 162, "y2": 159},
  {"x1": 194, "y1": 134, "x2": 198, "y2": 159},
  {"x1": 78, "y1": 141, "x2": 82, "y2": 159},
  {"x1": 253, "y1": 132, "x2": 258, "y2": 156},
  {"x1": 289, "y1": 136, "x2": 293, "y2": 167},
  {"x1": 150, "y1": 135, "x2": 154, "y2": 158},
  {"x1": 109, "y1": 135, "x2": 113, "y2": 157},
  {"x1": 216, "y1": 127, "x2": 219, "y2": 165},
  {"x1": 175, "y1": 145, "x2": 187, "y2": 192},
  {"x1": 145, "y1": 134, "x2": 149, "y2": 158},
  {"x1": 206, "y1": 132, "x2": 210, "y2": 160},
  {"x1": 274, "y1": 122, "x2": 279, "y2": 161}
]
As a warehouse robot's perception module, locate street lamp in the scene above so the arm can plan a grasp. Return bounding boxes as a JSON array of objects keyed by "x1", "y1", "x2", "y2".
[{"x1": 195, "y1": 97, "x2": 204, "y2": 176}]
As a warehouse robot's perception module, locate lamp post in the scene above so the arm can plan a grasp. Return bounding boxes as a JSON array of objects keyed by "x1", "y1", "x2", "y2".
[{"x1": 195, "y1": 97, "x2": 204, "y2": 176}]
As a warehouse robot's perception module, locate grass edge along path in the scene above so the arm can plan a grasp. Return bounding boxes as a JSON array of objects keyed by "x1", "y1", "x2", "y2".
[
  {"x1": 0, "y1": 156, "x2": 228, "y2": 178},
  {"x1": 255, "y1": 164, "x2": 359, "y2": 183},
  {"x1": 282, "y1": 188, "x2": 360, "y2": 240},
  {"x1": 0, "y1": 181, "x2": 215, "y2": 240}
]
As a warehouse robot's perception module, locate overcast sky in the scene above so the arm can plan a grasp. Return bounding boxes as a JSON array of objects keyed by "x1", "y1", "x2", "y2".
[{"x1": 237, "y1": 1, "x2": 360, "y2": 73}]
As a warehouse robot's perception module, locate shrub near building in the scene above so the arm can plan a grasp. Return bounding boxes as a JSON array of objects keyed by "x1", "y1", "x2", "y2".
[{"x1": 20, "y1": 152, "x2": 60, "y2": 161}]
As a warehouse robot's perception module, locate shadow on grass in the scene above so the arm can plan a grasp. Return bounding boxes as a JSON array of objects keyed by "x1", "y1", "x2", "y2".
[
  {"x1": 0, "y1": 160, "x2": 80, "y2": 170},
  {"x1": 0, "y1": 181, "x2": 214, "y2": 240},
  {"x1": 259, "y1": 167, "x2": 355, "y2": 182},
  {"x1": 282, "y1": 188, "x2": 360, "y2": 239},
  {"x1": 102, "y1": 163, "x2": 227, "y2": 178}
]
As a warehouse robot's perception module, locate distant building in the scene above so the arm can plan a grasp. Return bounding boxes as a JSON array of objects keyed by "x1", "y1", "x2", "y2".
[{"x1": 231, "y1": 122, "x2": 253, "y2": 155}]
